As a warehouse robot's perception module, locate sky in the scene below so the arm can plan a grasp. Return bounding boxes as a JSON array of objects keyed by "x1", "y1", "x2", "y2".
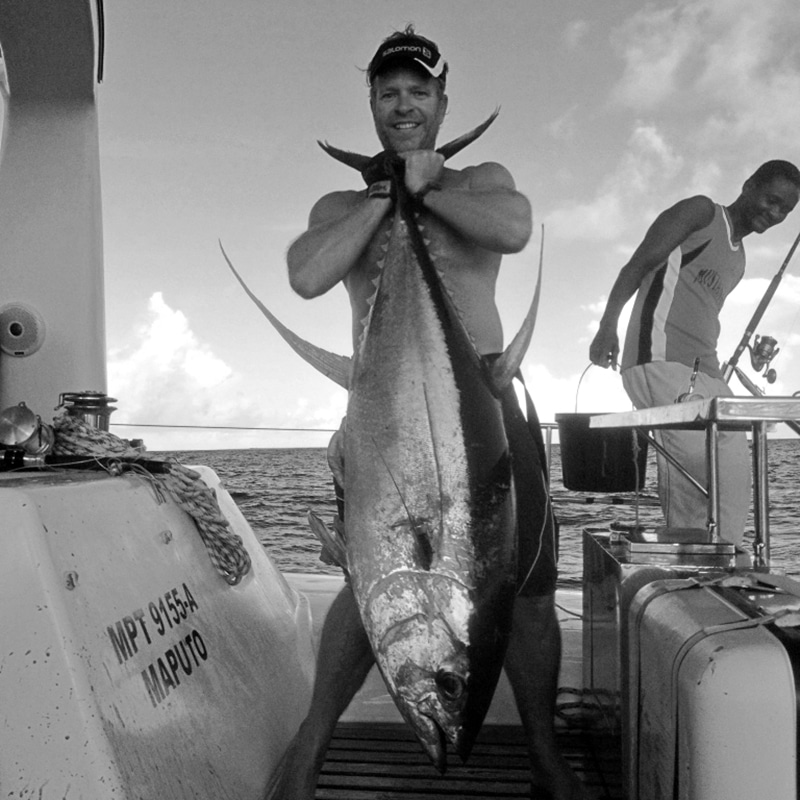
[{"x1": 89, "y1": 0, "x2": 800, "y2": 450}]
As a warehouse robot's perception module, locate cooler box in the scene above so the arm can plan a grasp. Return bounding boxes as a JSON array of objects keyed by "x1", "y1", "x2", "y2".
[{"x1": 627, "y1": 577, "x2": 798, "y2": 800}]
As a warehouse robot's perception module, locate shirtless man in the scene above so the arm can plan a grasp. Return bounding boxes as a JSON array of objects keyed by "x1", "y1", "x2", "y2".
[{"x1": 268, "y1": 26, "x2": 586, "y2": 800}]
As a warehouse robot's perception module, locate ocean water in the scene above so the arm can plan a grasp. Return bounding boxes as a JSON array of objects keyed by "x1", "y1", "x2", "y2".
[{"x1": 161, "y1": 440, "x2": 800, "y2": 587}]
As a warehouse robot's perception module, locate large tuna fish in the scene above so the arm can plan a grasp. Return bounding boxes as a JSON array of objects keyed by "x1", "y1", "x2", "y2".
[{"x1": 221, "y1": 114, "x2": 542, "y2": 771}]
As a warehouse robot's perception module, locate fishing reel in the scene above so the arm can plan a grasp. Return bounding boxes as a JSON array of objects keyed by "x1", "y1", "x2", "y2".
[{"x1": 747, "y1": 335, "x2": 780, "y2": 383}]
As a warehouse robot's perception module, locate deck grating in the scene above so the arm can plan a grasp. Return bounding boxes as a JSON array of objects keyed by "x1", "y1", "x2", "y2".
[{"x1": 316, "y1": 723, "x2": 623, "y2": 799}]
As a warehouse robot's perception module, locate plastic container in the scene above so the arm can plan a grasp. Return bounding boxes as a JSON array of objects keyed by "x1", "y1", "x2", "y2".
[{"x1": 555, "y1": 412, "x2": 648, "y2": 492}]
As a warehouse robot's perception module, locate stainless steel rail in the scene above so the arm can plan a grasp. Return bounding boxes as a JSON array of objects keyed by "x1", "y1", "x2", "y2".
[{"x1": 590, "y1": 396, "x2": 800, "y2": 566}]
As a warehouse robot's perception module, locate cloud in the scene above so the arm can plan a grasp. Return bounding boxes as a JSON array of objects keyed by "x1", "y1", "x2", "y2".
[
  {"x1": 108, "y1": 292, "x2": 234, "y2": 419},
  {"x1": 611, "y1": 3, "x2": 704, "y2": 109},
  {"x1": 546, "y1": 123, "x2": 681, "y2": 241},
  {"x1": 520, "y1": 361, "x2": 631, "y2": 427},
  {"x1": 583, "y1": 298, "x2": 609, "y2": 318},
  {"x1": 544, "y1": 1, "x2": 800, "y2": 257},
  {"x1": 582, "y1": 295, "x2": 634, "y2": 343},
  {"x1": 291, "y1": 391, "x2": 347, "y2": 428},
  {"x1": 612, "y1": 0, "x2": 800, "y2": 151},
  {"x1": 546, "y1": 191, "x2": 626, "y2": 242},
  {"x1": 564, "y1": 20, "x2": 590, "y2": 50},
  {"x1": 547, "y1": 105, "x2": 580, "y2": 142},
  {"x1": 107, "y1": 293, "x2": 346, "y2": 450},
  {"x1": 717, "y1": 272, "x2": 800, "y2": 395}
]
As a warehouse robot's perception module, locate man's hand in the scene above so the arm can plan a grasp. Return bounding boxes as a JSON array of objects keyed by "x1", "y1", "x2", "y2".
[
  {"x1": 399, "y1": 150, "x2": 444, "y2": 197},
  {"x1": 589, "y1": 325, "x2": 620, "y2": 370}
]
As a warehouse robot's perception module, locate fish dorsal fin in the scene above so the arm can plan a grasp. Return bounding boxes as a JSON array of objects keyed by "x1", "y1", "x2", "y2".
[
  {"x1": 491, "y1": 226, "x2": 544, "y2": 392},
  {"x1": 219, "y1": 241, "x2": 352, "y2": 390},
  {"x1": 318, "y1": 109, "x2": 500, "y2": 178}
]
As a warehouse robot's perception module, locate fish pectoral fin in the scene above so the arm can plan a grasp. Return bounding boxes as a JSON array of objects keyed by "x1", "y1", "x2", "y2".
[
  {"x1": 308, "y1": 510, "x2": 348, "y2": 568},
  {"x1": 219, "y1": 241, "x2": 352, "y2": 389}
]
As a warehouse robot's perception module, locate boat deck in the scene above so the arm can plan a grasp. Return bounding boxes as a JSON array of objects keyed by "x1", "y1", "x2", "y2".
[
  {"x1": 317, "y1": 722, "x2": 622, "y2": 799},
  {"x1": 287, "y1": 577, "x2": 622, "y2": 799}
]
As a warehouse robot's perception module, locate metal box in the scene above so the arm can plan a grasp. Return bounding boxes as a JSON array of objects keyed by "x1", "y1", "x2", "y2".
[
  {"x1": 628, "y1": 578, "x2": 797, "y2": 799},
  {"x1": 582, "y1": 529, "x2": 732, "y2": 734}
]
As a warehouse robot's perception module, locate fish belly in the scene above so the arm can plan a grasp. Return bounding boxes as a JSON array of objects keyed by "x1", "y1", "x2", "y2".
[{"x1": 343, "y1": 218, "x2": 516, "y2": 764}]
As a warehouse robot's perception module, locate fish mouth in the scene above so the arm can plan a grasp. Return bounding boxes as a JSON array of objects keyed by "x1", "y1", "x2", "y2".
[
  {"x1": 414, "y1": 712, "x2": 478, "y2": 772},
  {"x1": 417, "y1": 715, "x2": 449, "y2": 773},
  {"x1": 412, "y1": 668, "x2": 473, "y2": 772}
]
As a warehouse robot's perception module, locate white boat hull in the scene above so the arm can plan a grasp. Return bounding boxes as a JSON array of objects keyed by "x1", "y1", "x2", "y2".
[{"x1": 0, "y1": 467, "x2": 316, "y2": 798}]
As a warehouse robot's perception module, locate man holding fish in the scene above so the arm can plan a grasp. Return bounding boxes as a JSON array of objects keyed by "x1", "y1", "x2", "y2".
[{"x1": 267, "y1": 25, "x2": 586, "y2": 800}]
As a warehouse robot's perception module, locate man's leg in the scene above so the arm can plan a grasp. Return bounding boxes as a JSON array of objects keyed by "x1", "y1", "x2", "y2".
[
  {"x1": 266, "y1": 585, "x2": 374, "y2": 800},
  {"x1": 504, "y1": 593, "x2": 587, "y2": 800},
  {"x1": 696, "y1": 372, "x2": 750, "y2": 542},
  {"x1": 623, "y1": 363, "x2": 707, "y2": 528},
  {"x1": 623, "y1": 364, "x2": 751, "y2": 544}
]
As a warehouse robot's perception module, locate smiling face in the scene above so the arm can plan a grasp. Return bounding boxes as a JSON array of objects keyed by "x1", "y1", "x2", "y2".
[
  {"x1": 740, "y1": 175, "x2": 800, "y2": 235},
  {"x1": 370, "y1": 66, "x2": 448, "y2": 153}
]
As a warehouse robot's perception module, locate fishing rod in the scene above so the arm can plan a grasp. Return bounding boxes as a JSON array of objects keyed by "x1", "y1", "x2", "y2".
[
  {"x1": 721, "y1": 229, "x2": 800, "y2": 437},
  {"x1": 722, "y1": 228, "x2": 800, "y2": 384}
]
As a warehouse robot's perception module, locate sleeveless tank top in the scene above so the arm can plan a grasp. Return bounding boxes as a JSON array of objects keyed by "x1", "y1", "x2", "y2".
[{"x1": 621, "y1": 203, "x2": 745, "y2": 378}]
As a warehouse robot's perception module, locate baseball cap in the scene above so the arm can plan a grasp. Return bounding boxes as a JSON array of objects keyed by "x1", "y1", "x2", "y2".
[{"x1": 367, "y1": 33, "x2": 447, "y2": 83}]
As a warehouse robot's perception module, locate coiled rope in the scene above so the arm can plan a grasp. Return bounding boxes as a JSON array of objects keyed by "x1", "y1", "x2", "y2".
[{"x1": 52, "y1": 413, "x2": 251, "y2": 585}]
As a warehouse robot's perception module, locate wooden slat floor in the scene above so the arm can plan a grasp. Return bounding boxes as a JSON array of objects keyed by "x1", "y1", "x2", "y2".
[{"x1": 315, "y1": 722, "x2": 623, "y2": 800}]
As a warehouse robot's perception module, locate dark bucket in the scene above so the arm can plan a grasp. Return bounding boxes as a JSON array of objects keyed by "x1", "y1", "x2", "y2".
[{"x1": 555, "y1": 412, "x2": 648, "y2": 492}]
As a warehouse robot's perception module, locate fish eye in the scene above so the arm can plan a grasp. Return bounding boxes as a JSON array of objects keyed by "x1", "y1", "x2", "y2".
[{"x1": 436, "y1": 669, "x2": 466, "y2": 702}]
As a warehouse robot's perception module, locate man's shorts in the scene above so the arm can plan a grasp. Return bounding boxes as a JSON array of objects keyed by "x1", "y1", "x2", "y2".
[
  {"x1": 499, "y1": 382, "x2": 558, "y2": 597},
  {"x1": 328, "y1": 381, "x2": 559, "y2": 598}
]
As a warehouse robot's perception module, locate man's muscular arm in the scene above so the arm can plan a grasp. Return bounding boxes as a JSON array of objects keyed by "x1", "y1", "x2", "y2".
[
  {"x1": 288, "y1": 154, "x2": 531, "y2": 298},
  {"x1": 406, "y1": 153, "x2": 532, "y2": 254},
  {"x1": 287, "y1": 189, "x2": 392, "y2": 298}
]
